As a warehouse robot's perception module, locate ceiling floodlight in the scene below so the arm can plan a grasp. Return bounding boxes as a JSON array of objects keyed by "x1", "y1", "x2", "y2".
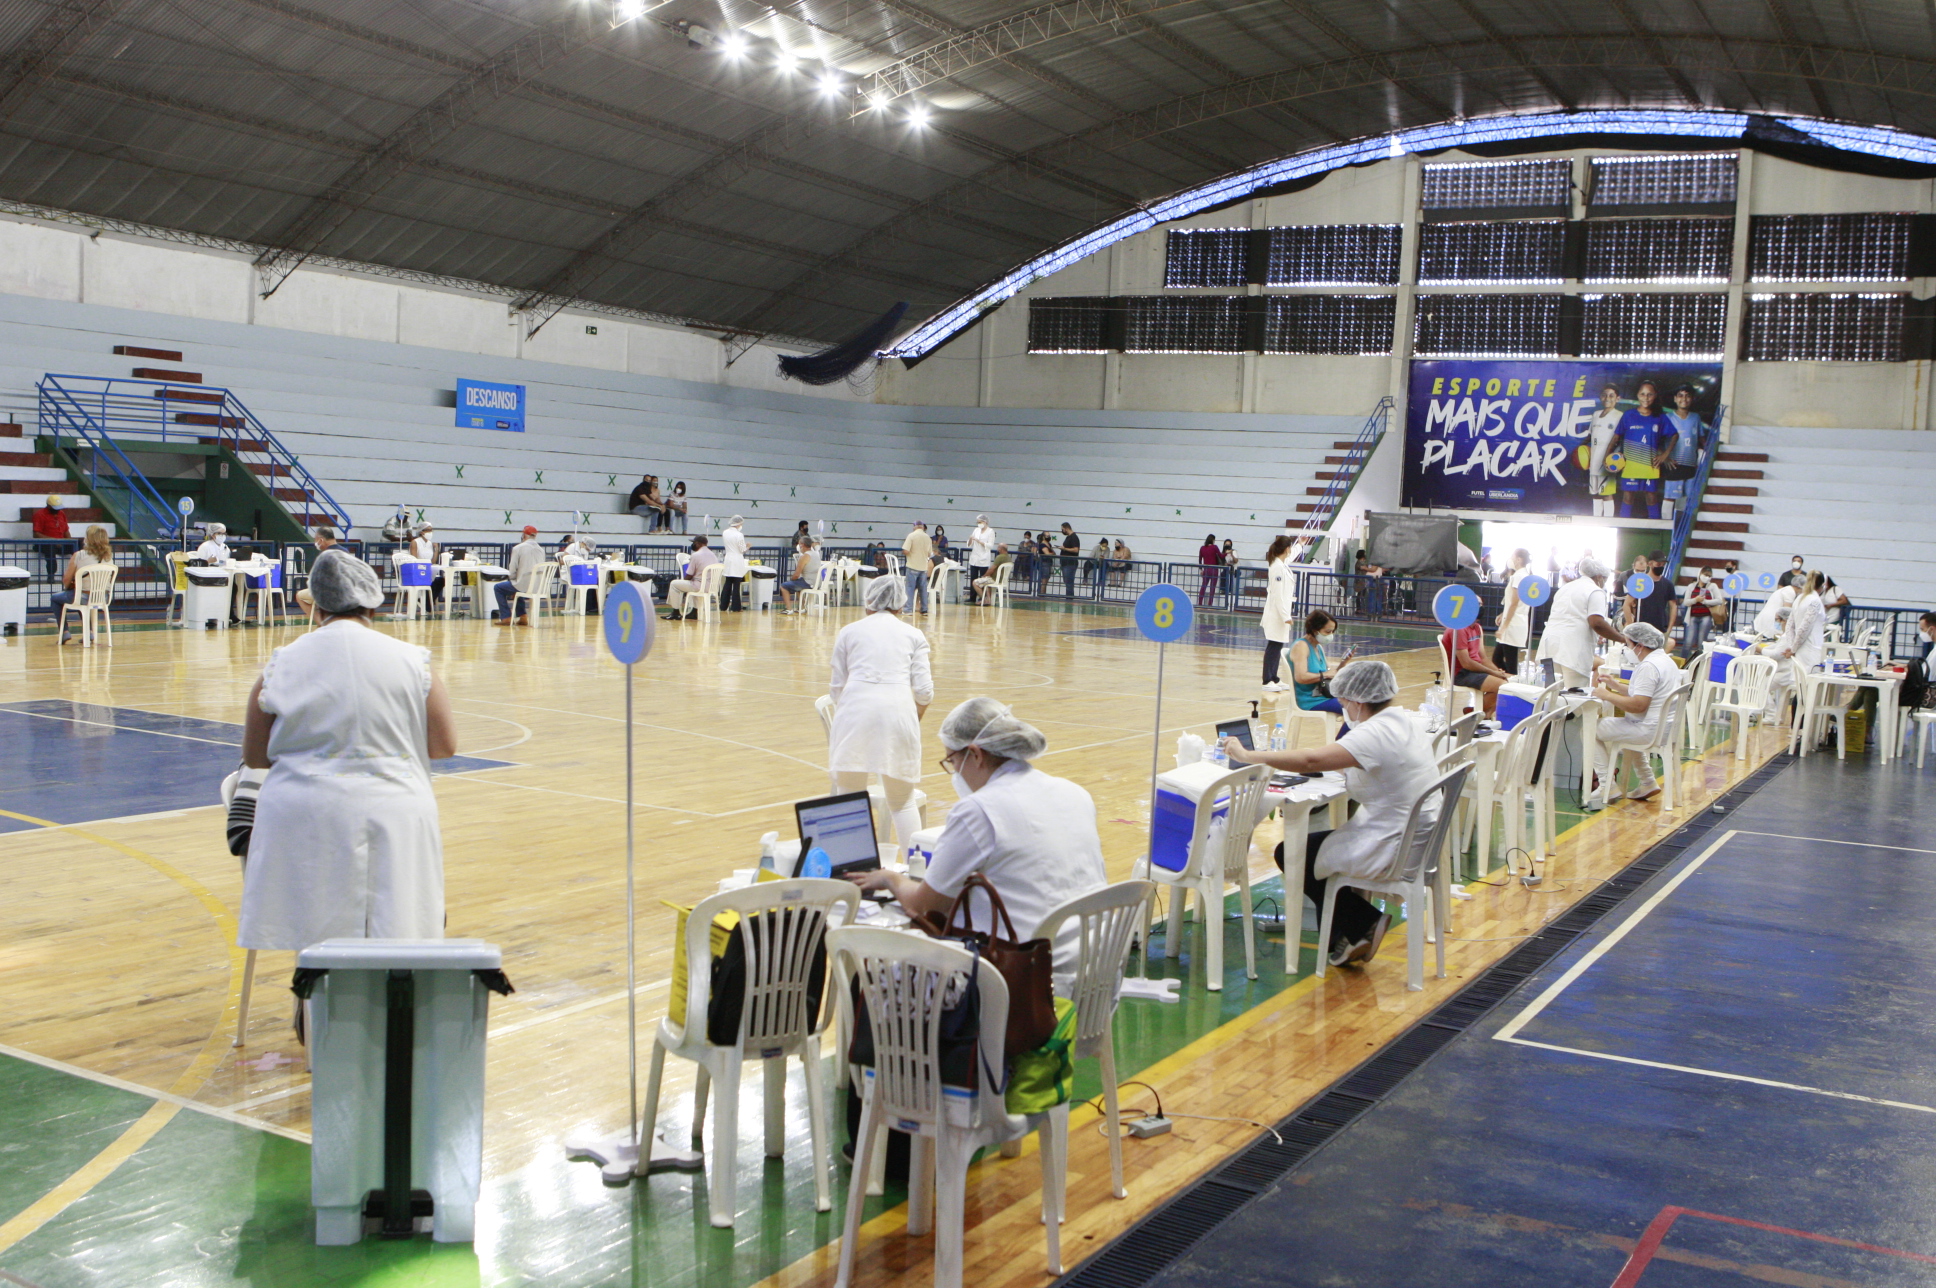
[
  {"x1": 774, "y1": 48, "x2": 799, "y2": 72},
  {"x1": 613, "y1": 0, "x2": 647, "y2": 22},
  {"x1": 907, "y1": 102, "x2": 930, "y2": 127},
  {"x1": 818, "y1": 71, "x2": 844, "y2": 96},
  {"x1": 720, "y1": 32, "x2": 748, "y2": 58}
]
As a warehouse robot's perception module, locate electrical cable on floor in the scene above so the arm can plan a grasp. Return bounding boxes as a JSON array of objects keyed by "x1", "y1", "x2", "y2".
[{"x1": 1085, "y1": 1081, "x2": 1284, "y2": 1145}]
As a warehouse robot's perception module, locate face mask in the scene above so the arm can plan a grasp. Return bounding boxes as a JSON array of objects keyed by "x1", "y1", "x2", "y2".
[{"x1": 951, "y1": 770, "x2": 972, "y2": 798}]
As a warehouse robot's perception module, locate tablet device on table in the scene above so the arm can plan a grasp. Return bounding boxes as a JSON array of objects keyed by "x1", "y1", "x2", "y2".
[
  {"x1": 1215, "y1": 718, "x2": 1254, "y2": 750},
  {"x1": 794, "y1": 791, "x2": 882, "y2": 879}
]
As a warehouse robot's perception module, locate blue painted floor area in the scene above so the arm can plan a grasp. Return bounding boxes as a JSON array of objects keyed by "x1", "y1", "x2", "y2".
[
  {"x1": 1147, "y1": 753, "x2": 1936, "y2": 1288},
  {"x1": 1059, "y1": 620, "x2": 1428, "y2": 656},
  {"x1": 0, "y1": 700, "x2": 513, "y2": 832}
]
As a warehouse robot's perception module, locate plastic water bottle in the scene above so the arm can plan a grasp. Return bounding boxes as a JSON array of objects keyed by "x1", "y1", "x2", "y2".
[
  {"x1": 1271, "y1": 722, "x2": 1286, "y2": 752},
  {"x1": 1202, "y1": 743, "x2": 1227, "y2": 768}
]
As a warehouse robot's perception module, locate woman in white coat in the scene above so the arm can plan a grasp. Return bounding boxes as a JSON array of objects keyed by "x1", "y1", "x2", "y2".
[
  {"x1": 236, "y1": 551, "x2": 458, "y2": 951},
  {"x1": 1260, "y1": 535, "x2": 1295, "y2": 692},
  {"x1": 719, "y1": 514, "x2": 749, "y2": 612},
  {"x1": 1764, "y1": 570, "x2": 1827, "y2": 716},
  {"x1": 826, "y1": 574, "x2": 933, "y2": 852}
]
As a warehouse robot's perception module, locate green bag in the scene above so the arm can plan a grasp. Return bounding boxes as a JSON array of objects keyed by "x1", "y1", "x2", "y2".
[{"x1": 1005, "y1": 997, "x2": 1076, "y2": 1115}]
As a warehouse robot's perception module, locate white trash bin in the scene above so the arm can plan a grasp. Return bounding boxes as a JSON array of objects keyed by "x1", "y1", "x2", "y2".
[
  {"x1": 750, "y1": 565, "x2": 777, "y2": 611},
  {"x1": 184, "y1": 565, "x2": 232, "y2": 628},
  {"x1": 0, "y1": 565, "x2": 27, "y2": 635},
  {"x1": 299, "y1": 938, "x2": 510, "y2": 1246}
]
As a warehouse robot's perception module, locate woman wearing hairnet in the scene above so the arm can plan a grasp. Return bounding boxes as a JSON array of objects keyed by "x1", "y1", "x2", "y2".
[
  {"x1": 235, "y1": 551, "x2": 458, "y2": 951},
  {"x1": 847, "y1": 698, "x2": 1107, "y2": 990},
  {"x1": 1222, "y1": 660, "x2": 1440, "y2": 969},
  {"x1": 826, "y1": 575, "x2": 933, "y2": 853},
  {"x1": 1535, "y1": 556, "x2": 1626, "y2": 689},
  {"x1": 719, "y1": 515, "x2": 749, "y2": 612}
]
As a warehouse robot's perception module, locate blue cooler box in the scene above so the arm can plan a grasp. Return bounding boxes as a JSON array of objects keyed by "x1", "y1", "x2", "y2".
[
  {"x1": 1494, "y1": 681, "x2": 1545, "y2": 730},
  {"x1": 1150, "y1": 762, "x2": 1231, "y2": 873},
  {"x1": 1708, "y1": 647, "x2": 1742, "y2": 685}
]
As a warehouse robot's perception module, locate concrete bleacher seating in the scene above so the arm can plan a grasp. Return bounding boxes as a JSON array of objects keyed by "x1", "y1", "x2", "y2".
[
  {"x1": 1724, "y1": 425, "x2": 1935, "y2": 609},
  {"x1": 0, "y1": 294, "x2": 1356, "y2": 562}
]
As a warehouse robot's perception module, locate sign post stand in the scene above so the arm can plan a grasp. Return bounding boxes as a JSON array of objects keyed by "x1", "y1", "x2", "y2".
[
  {"x1": 565, "y1": 583, "x2": 695, "y2": 1183},
  {"x1": 1122, "y1": 584, "x2": 1192, "y2": 1003}
]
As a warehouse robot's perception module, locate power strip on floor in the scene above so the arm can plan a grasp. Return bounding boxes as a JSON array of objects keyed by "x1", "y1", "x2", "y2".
[{"x1": 1127, "y1": 1115, "x2": 1172, "y2": 1139}]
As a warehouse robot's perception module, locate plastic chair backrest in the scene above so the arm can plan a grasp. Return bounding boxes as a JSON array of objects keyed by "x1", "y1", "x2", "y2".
[
  {"x1": 1531, "y1": 680, "x2": 1565, "y2": 713},
  {"x1": 1185, "y1": 763, "x2": 1271, "y2": 880},
  {"x1": 681, "y1": 879, "x2": 858, "y2": 1050},
  {"x1": 1722, "y1": 654, "x2": 1777, "y2": 708},
  {"x1": 1389, "y1": 761, "x2": 1473, "y2": 884},
  {"x1": 814, "y1": 694, "x2": 836, "y2": 738},
  {"x1": 828, "y1": 927, "x2": 1012, "y2": 1133},
  {"x1": 1648, "y1": 679, "x2": 1694, "y2": 751},
  {"x1": 77, "y1": 562, "x2": 117, "y2": 604},
  {"x1": 1448, "y1": 710, "x2": 1480, "y2": 748},
  {"x1": 398, "y1": 560, "x2": 432, "y2": 588},
  {"x1": 992, "y1": 562, "x2": 1012, "y2": 585},
  {"x1": 568, "y1": 562, "x2": 599, "y2": 586},
  {"x1": 167, "y1": 551, "x2": 191, "y2": 591},
  {"x1": 697, "y1": 563, "x2": 724, "y2": 594},
  {"x1": 1031, "y1": 881, "x2": 1154, "y2": 1047},
  {"x1": 522, "y1": 563, "x2": 558, "y2": 595}
]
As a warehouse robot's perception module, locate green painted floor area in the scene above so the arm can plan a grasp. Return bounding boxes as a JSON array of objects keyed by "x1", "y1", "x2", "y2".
[{"x1": 0, "y1": 1057, "x2": 156, "y2": 1229}]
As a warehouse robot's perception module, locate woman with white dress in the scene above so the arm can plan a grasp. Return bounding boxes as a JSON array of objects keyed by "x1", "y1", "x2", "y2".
[
  {"x1": 237, "y1": 551, "x2": 457, "y2": 951},
  {"x1": 826, "y1": 575, "x2": 933, "y2": 853},
  {"x1": 1586, "y1": 384, "x2": 1623, "y2": 518},
  {"x1": 719, "y1": 514, "x2": 749, "y2": 612},
  {"x1": 1492, "y1": 548, "x2": 1533, "y2": 674},
  {"x1": 1260, "y1": 535, "x2": 1295, "y2": 691},
  {"x1": 1765, "y1": 570, "x2": 1827, "y2": 716}
]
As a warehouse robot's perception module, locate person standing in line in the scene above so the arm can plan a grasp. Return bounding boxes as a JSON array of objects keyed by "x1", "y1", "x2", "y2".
[
  {"x1": 1059, "y1": 523, "x2": 1081, "y2": 598},
  {"x1": 719, "y1": 515, "x2": 749, "y2": 612},
  {"x1": 967, "y1": 515, "x2": 995, "y2": 603},
  {"x1": 1622, "y1": 551, "x2": 1677, "y2": 648},
  {"x1": 1711, "y1": 558, "x2": 1740, "y2": 633},
  {"x1": 1682, "y1": 568, "x2": 1718, "y2": 659},
  {"x1": 1088, "y1": 536, "x2": 1110, "y2": 591},
  {"x1": 494, "y1": 525, "x2": 545, "y2": 625},
  {"x1": 1492, "y1": 548, "x2": 1533, "y2": 674},
  {"x1": 1221, "y1": 539, "x2": 1239, "y2": 599},
  {"x1": 1784, "y1": 555, "x2": 1807, "y2": 589},
  {"x1": 1260, "y1": 534, "x2": 1295, "y2": 691},
  {"x1": 1197, "y1": 534, "x2": 1221, "y2": 607},
  {"x1": 902, "y1": 520, "x2": 934, "y2": 615},
  {"x1": 238, "y1": 550, "x2": 456, "y2": 954},
  {"x1": 662, "y1": 535, "x2": 717, "y2": 620},
  {"x1": 932, "y1": 524, "x2": 949, "y2": 563},
  {"x1": 30, "y1": 494, "x2": 69, "y2": 580},
  {"x1": 826, "y1": 575, "x2": 933, "y2": 855},
  {"x1": 1535, "y1": 556, "x2": 1626, "y2": 689}
]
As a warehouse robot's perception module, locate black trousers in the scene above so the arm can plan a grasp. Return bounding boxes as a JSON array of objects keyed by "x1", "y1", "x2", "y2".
[
  {"x1": 1274, "y1": 830, "x2": 1382, "y2": 949},
  {"x1": 720, "y1": 575, "x2": 743, "y2": 612},
  {"x1": 1492, "y1": 642, "x2": 1520, "y2": 674},
  {"x1": 1263, "y1": 639, "x2": 1285, "y2": 684}
]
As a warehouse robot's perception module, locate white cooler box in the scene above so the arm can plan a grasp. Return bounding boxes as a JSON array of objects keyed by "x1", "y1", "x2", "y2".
[
  {"x1": 300, "y1": 938, "x2": 510, "y2": 1245},
  {"x1": 0, "y1": 566, "x2": 27, "y2": 634}
]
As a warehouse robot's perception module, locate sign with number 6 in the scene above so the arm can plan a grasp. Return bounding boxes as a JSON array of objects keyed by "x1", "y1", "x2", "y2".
[{"x1": 1517, "y1": 574, "x2": 1552, "y2": 607}]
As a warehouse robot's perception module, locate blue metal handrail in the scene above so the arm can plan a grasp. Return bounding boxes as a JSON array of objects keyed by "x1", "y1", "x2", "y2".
[
  {"x1": 1666, "y1": 401, "x2": 1730, "y2": 582},
  {"x1": 1290, "y1": 396, "x2": 1392, "y2": 562},
  {"x1": 36, "y1": 377, "x2": 180, "y2": 539},
  {"x1": 37, "y1": 374, "x2": 352, "y2": 533}
]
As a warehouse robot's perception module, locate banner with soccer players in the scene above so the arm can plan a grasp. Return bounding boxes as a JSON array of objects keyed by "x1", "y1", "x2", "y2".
[{"x1": 1401, "y1": 360, "x2": 1723, "y2": 519}]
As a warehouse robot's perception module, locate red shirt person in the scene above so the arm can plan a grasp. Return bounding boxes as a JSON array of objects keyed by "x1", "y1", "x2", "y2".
[
  {"x1": 1440, "y1": 621, "x2": 1512, "y2": 715},
  {"x1": 29, "y1": 495, "x2": 71, "y2": 577}
]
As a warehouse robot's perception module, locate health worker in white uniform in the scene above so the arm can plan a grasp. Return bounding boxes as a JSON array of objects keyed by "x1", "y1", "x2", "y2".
[
  {"x1": 1764, "y1": 571, "x2": 1827, "y2": 716},
  {"x1": 848, "y1": 698, "x2": 1107, "y2": 992},
  {"x1": 1260, "y1": 534, "x2": 1296, "y2": 692},
  {"x1": 194, "y1": 521, "x2": 248, "y2": 623},
  {"x1": 1535, "y1": 556, "x2": 1626, "y2": 689},
  {"x1": 1753, "y1": 582, "x2": 1799, "y2": 639},
  {"x1": 826, "y1": 574, "x2": 933, "y2": 852},
  {"x1": 966, "y1": 515, "x2": 995, "y2": 602},
  {"x1": 718, "y1": 514, "x2": 749, "y2": 613},
  {"x1": 1223, "y1": 660, "x2": 1442, "y2": 969},
  {"x1": 237, "y1": 551, "x2": 457, "y2": 950},
  {"x1": 1582, "y1": 621, "x2": 1683, "y2": 811}
]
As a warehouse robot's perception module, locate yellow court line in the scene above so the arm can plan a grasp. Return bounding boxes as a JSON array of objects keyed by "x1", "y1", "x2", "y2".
[{"x1": 0, "y1": 808, "x2": 246, "y2": 1257}]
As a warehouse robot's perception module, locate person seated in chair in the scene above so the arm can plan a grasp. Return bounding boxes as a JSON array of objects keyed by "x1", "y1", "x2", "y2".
[
  {"x1": 1582, "y1": 621, "x2": 1682, "y2": 811},
  {"x1": 1221, "y1": 660, "x2": 1440, "y2": 969},
  {"x1": 1441, "y1": 617, "x2": 1511, "y2": 715},
  {"x1": 663, "y1": 536, "x2": 718, "y2": 621},
  {"x1": 493, "y1": 525, "x2": 545, "y2": 626},
  {"x1": 973, "y1": 544, "x2": 1013, "y2": 604}
]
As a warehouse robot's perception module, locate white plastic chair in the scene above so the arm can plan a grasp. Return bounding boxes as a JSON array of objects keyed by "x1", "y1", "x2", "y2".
[
  {"x1": 638, "y1": 879, "x2": 858, "y2": 1228},
  {"x1": 1500, "y1": 706, "x2": 1563, "y2": 875},
  {"x1": 394, "y1": 557, "x2": 434, "y2": 619},
  {"x1": 829, "y1": 928, "x2": 1068, "y2": 1288},
  {"x1": 1316, "y1": 761, "x2": 1472, "y2": 993},
  {"x1": 688, "y1": 563, "x2": 724, "y2": 621},
  {"x1": 164, "y1": 552, "x2": 192, "y2": 628},
  {"x1": 1685, "y1": 646, "x2": 1739, "y2": 752},
  {"x1": 1033, "y1": 880, "x2": 1155, "y2": 1201},
  {"x1": 1709, "y1": 654, "x2": 1778, "y2": 761},
  {"x1": 796, "y1": 563, "x2": 835, "y2": 614},
  {"x1": 978, "y1": 560, "x2": 1012, "y2": 608},
  {"x1": 1462, "y1": 706, "x2": 1549, "y2": 879},
  {"x1": 562, "y1": 560, "x2": 600, "y2": 615},
  {"x1": 511, "y1": 562, "x2": 558, "y2": 625},
  {"x1": 1284, "y1": 706, "x2": 1341, "y2": 748},
  {"x1": 813, "y1": 694, "x2": 927, "y2": 825},
  {"x1": 1143, "y1": 763, "x2": 1271, "y2": 991},
  {"x1": 1906, "y1": 708, "x2": 1936, "y2": 768},
  {"x1": 59, "y1": 563, "x2": 118, "y2": 647}
]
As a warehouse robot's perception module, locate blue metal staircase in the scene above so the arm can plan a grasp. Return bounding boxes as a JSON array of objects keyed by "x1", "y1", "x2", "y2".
[
  {"x1": 1290, "y1": 396, "x2": 1391, "y2": 562},
  {"x1": 37, "y1": 374, "x2": 350, "y2": 539}
]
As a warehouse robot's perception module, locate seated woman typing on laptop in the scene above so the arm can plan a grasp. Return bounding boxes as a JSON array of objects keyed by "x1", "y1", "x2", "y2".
[{"x1": 844, "y1": 698, "x2": 1107, "y2": 991}]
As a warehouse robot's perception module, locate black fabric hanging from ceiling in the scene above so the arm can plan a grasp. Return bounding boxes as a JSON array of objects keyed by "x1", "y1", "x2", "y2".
[{"x1": 778, "y1": 302, "x2": 908, "y2": 385}]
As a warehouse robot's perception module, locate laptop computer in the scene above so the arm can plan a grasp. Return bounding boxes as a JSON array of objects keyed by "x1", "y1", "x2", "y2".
[
  {"x1": 793, "y1": 791, "x2": 882, "y2": 879},
  {"x1": 1215, "y1": 718, "x2": 1254, "y2": 750}
]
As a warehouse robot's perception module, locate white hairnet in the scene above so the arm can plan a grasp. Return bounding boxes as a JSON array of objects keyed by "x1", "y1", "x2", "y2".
[
  {"x1": 1578, "y1": 556, "x2": 1611, "y2": 581},
  {"x1": 727, "y1": 514, "x2": 743, "y2": 527},
  {"x1": 310, "y1": 550, "x2": 384, "y2": 614},
  {"x1": 939, "y1": 697, "x2": 1048, "y2": 761},
  {"x1": 864, "y1": 574, "x2": 906, "y2": 612},
  {"x1": 1625, "y1": 622, "x2": 1666, "y2": 650},
  {"x1": 1330, "y1": 659, "x2": 1398, "y2": 705},
  {"x1": 206, "y1": 522, "x2": 226, "y2": 537},
  {"x1": 977, "y1": 514, "x2": 988, "y2": 524}
]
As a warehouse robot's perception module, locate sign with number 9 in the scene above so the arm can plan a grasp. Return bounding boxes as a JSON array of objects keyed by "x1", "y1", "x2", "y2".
[
  {"x1": 603, "y1": 581, "x2": 654, "y2": 665},
  {"x1": 1134, "y1": 583, "x2": 1193, "y2": 643},
  {"x1": 1517, "y1": 574, "x2": 1552, "y2": 607},
  {"x1": 1433, "y1": 584, "x2": 1480, "y2": 630}
]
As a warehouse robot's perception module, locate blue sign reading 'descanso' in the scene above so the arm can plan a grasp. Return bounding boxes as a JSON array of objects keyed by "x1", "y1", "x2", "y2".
[{"x1": 456, "y1": 379, "x2": 526, "y2": 432}]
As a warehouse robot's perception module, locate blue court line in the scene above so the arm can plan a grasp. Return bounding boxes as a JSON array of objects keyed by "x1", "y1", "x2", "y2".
[{"x1": 0, "y1": 700, "x2": 513, "y2": 833}]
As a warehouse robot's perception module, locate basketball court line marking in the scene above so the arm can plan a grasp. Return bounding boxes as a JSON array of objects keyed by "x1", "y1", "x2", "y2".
[
  {"x1": 0, "y1": 1043, "x2": 307, "y2": 1144},
  {"x1": 1609, "y1": 1204, "x2": 1936, "y2": 1287},
  {"x1": 1495, "y1": 827, "x2": 1936, "y2": 1116}
]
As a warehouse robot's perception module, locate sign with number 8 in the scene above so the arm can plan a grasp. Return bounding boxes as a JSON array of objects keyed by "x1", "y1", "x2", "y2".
[{"x1": 1134, "y1": 583, "x2": 1193, "y2": 643}]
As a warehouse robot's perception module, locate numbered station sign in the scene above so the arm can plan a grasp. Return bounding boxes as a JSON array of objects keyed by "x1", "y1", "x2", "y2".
[
  {"x1": 1757, "y1": 571, "x2": 1779, "y2": 591},
  {"x1": 1134, "y1": 583, "x2": 1194, "y2": 643},
  {"x1": 1432, "y1": 583, "x2": 1481, "y2": 631},
  {"x1": 1516, "y1": 574, "x2": 1552, "y2": 607},
  {"x1": 1722, "y1": 573, "x2": 1749, "y2": 597},
  {"x1": 602, "y1": 581, "x2": 654, "y2": 666},
  {"x1": 1625, "y1": 572, "x2": 1655, "y2": 600}
]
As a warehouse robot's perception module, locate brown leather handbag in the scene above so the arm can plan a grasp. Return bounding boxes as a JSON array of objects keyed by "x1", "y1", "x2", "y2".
[{"x1": 916, "y1": 872, "x2": 1058, "y2": 1057}]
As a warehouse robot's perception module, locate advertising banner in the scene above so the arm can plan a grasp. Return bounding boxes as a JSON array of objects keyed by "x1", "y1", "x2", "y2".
[
  {"x1": 456, "y1": 378, "x2": 527, "y2": 432},
  {"x1": 1402, "y1": 360, "x2": 1722, "y2": 518}
]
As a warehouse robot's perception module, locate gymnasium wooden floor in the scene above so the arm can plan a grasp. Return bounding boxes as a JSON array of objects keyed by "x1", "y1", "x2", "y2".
[{"x1": 0, "y1": 596, "x2": 1788, "y2": 1288}]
